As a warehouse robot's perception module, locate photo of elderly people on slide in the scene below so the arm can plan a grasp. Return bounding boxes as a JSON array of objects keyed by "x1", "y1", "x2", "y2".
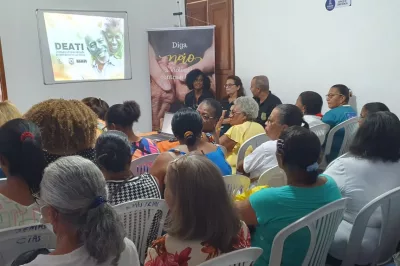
[
  {"x1": 43, "y1": 13, "x2": 125, "y2": 81},
  {"x1": 148, "y1": 28, "x2": 215, "y2": 130},
  {"x1": 84, "y1": 18, "x2": 124, "y2": 79}
]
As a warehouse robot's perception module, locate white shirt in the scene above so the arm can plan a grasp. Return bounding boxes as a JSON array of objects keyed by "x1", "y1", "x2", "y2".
[
  {"x1": 324, "y1": 156, "x2": 400, "y2": 263},
  {"x1": 243, "y1": 140, "x2": 278, "y2": 178},
  {"x1": 303, "y1": 115, "x2": 325, "y2": 128},
  {"x1": 23, "y1": 238, "x2": 140, "y2": 266}
]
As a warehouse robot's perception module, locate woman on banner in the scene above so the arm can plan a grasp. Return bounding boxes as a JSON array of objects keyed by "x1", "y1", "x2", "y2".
[
  {"x1": 184, "y1": 69, "x2": 215, "y2": 110},
  {"x1": 148, "y1": 28, "x2": 215, "y2": 129}
]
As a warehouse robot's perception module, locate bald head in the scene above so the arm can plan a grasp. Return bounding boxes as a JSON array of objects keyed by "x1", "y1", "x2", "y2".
[{"x1": 253, "y1": 76, "x2": 270, "y2": 92}]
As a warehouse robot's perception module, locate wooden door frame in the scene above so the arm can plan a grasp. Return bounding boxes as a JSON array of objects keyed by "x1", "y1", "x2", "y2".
[{"x1": 0, "y1": 39, "x2": 8, "y2": 101}]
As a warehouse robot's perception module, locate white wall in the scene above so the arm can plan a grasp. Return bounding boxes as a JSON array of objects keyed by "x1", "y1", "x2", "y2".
[
  {"x1": 235, "y1": 0, "x2": 400, "y2": 114},
  {"x1": 0, "y1": 0, "x2": 185, "y2": 132}
]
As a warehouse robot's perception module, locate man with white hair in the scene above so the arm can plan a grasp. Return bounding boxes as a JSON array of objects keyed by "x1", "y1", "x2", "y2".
[
  {"x1": 250, "y1": 75, "x2": 282, "y2": 126},
  {"x1": 85, "y1": 29, "x2": 122, "y2": 79}
]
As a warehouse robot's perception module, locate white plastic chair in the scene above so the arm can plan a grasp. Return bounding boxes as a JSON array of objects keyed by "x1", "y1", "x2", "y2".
[
  {"x1": 269, "y1": 198, "x2": 347, "y2": 266},
  {"x1": 198, "y1": 247, "x2": 263, "y2": 266},
  {"x1": 237, "y1": 133, "x2": 269, "y2": 165},
  {"x1": 113, "y1": 198, "x2": 169, "y2": 263},
  {"x1": 130, "y1": 153, "x2": 160, "y2": 176},
  {"x1": 323, "y1": 117, "x2": 359, "y2": 163},
  {"x1": 223, "y1": 175, "x2": 250, "y2": 197},
  {"x1": 257, "y1": 166, "x2": 287, "y2": 187},
  {"x1": 0, "y1": 224, "x2": 56, "y2": 266},
  {"x1": 341, "y1": 187, "x2": 400, "y2": 266},
  {"x1": 310, "y1": 123, "x2": 331, "y2": 145}
]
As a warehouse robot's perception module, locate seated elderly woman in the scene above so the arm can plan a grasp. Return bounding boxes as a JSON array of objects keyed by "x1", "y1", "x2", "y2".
[
  {"x1": 236, "y1": 126, "x2": 341, "y2": 266},
  {"x1": 325, "y1": 111, "x2": 400, "y2": 265},
  {"x1": 197, "y1": 98, "x2": 224, "y2": 144},
  {"x1": 238, "y1": 104, "x2": 309, "y2": 178},
  {"x1": 24, "y1": 99, "x2": 98, "y2": 164},
  {"x1": 219, "y1": 96, "x2": 265, "y2": 173},
  {"x1": 0, "y1": 119, "x2": 46, "y2": 229},
  {"x1": 359, "y1": 102, "x2": 389, "y2": 124},
  {"x1": 145, "y1": 154, "x2": 250, "y2": 266},
  {"x1": 95, "y1": 130, "x2": 161, "y2": 205},
  {"x1": 150, "y1": 108, "x2": 231, "y2": 192},
  {"x1": 0, "y1": 101, "x2": 23, "y2": 178},
  {"x1": 105, "y1": 101, "x2": 159, "y2": 160},
  {"x1": 0, "y1": 101, "x2": 22, "y2": 127},
  {"x1": 82, "y1": 97, "x2": 110, "y2": 136},
  {"x1": 26, "y1": 156, "x2": 140, "y2": 266}
]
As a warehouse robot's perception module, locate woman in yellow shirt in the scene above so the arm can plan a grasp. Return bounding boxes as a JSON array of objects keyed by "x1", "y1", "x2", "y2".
[{"x1": 220, "y1": 96, "x2": 265, "y2": 173}]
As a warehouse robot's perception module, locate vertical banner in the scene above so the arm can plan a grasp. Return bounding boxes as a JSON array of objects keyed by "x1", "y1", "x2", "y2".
[{"x1": 148, "y1": 26, "x2": 216, "y2": 130}]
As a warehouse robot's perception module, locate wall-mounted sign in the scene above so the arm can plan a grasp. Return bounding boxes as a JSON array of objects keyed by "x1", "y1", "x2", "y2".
[{"x1": 326, "y1": 0, "x2": 352, "y2": 11}]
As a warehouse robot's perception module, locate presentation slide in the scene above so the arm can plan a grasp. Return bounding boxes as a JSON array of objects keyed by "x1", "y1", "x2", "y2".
[{"x1": 37, "y1": 10, "x2": 132, "y2": 84}]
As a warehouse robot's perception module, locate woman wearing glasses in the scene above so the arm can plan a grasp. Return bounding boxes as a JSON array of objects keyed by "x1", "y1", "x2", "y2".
[
  {"x1": 197, "y1": 98, "x2": 224, "y2": 144},
  {"x1": 322, "y1": 84, "x2": 357, "y2": 163},
  {"x1": 219, "y1": 96, "x2": 265, "y2": 173},
  {"x1": 220, "y1": 76, "x2": 246, "y2": 135}
]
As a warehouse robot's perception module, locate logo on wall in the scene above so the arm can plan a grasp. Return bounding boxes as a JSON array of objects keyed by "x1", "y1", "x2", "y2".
[
  {"x1": 325, "y1": 0, "x2": 335, "y2": 11},
  {"x1": 326, "y1": 0, "x2": 352, "y2": 11}
]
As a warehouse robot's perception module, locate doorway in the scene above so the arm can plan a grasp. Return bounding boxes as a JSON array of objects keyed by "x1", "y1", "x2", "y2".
[{"x1": 186, "y1": 0, "x2": 234, "y2": 100}]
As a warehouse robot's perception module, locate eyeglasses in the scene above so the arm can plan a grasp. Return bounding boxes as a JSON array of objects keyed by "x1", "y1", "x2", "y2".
[
  {"x1": 197, "y1": 110, "x2": 215, "y2": 120},
  {"x1": 326, "y1": 93, "x2": 344, "y2": 99},
  {"x1": 230, "y1": 110, "x2": 243, "y2": 116},
  {"x1": 200, "y1": 114, "x2": 215, "y2": 120},
  {"x1": 224, "y1": 84, "x2": 236, "y2": 88}
]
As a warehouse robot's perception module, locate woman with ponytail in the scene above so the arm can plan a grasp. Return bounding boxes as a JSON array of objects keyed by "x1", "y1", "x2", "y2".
[
  {"x1": 238, "y1": 104, "x2": 310, "y2": 179},
  {"x1": 0, "y1": 118, "x2": 46, "y2": 229},
  {"x1": 26, "y1": 156, "x2": 140, "y2": 266},
  {"x1": 150, "y1": 108, "x2": 231, "y2": 193},
  {"x1": 106, "y1": 101, "x2": 159, "y2": 160},
  {"x1": 236, "y1": 126, "x2": 341, "y2": 266}
]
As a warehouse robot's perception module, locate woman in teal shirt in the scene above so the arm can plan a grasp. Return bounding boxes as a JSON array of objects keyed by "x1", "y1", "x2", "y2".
[
  {"x1": 322, "y1": 84, "x2": 357, "y2": 162},
  {"x1": 236, "y1": 126, "x2": 341, "y2": 266}
]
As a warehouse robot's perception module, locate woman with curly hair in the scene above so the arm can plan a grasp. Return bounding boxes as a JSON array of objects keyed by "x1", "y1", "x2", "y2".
[
  {"x1": 24, "y1": 99, "x2": 98, "y2": 164},
  {"x1": 184, "y1": 69, "x2": 214, "y2": 110}
]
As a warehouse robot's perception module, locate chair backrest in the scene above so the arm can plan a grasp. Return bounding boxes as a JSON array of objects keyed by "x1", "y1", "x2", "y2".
[
  {"x1": 130, "y1": 153, "x2": 160, "y2": 176},
  {"x1": 269, "y1": 198, "x2": 347, "y2": 266},
  {"x1": 324, "y1": 117, "x2": 359, "y2": 159},
  {"x1": 113, "y1": 198, "x2": 169, "y2": 263},
  {"x1": 257, "y1": 166, "x2": 287, "y2": 187},
  {"x1": 341, "y1": 187, "x2": 400, "y2": 266},
  {"x1": 223, "y1": 175, "x2": 250, "y2": 197},
  {"x1": 198, "y1": 247, "x2": 263, "y2": 266},
  {"x1": 0, "y1": 224, "x2": 56, "y2": 266},
  {"x1": 326, "y1": 152, "x2": 351, "y2": 169},
  {"x1": 237, "y1": 133, "x2": 269, "y2": 165},
  {"x1": 310, "y1": 123, "x2": 331, "y2": 145}
]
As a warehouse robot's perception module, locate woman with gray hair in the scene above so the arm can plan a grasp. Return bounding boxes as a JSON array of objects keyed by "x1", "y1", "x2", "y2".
[
  {"x1": 25, "y1": 156, "x2": 140, "y2": 266},
  {"x1": 219, "y1": 96, "x2": 265, "y2": 173}
]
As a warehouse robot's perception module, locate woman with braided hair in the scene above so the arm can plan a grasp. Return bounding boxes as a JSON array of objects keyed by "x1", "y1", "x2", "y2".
[
  {"x1": 0, "y1": 118, "x2": 46, "y2": 229},
  {"x1": 24, "y1": 99, "x2": 98, "y2": 164}
]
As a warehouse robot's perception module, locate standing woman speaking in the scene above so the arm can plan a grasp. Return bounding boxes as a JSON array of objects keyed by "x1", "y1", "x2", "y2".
[{"x1": 184, "y1": 69, "x2": 214, "y2": 110}]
